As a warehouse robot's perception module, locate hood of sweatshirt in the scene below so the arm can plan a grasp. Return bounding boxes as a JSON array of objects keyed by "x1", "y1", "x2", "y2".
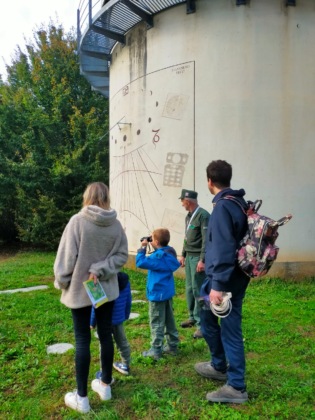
[
  {"x1": 117, "y1": 272, "x2": 129, "y2": 291},
  {"x1": 80, "y1": 205, "x2": 118, "y2": 227},
  {"x1": 212, "y1": 188, "x2": 247, "y2": 207},
  {"x1": 155, "y1": 246, "x2": 180, "y2": 272}
]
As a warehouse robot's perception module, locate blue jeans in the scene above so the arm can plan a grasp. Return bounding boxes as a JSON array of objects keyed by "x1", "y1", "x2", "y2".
[
  {"x1": 200, "y1": 294, "x2": 246, "y2": 390},
  {"x1": 71, "y1": 301, "x2": 114, "y2": 397}
]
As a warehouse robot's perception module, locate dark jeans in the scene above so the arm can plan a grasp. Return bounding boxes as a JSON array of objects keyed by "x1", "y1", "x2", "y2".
[
  {"x1": 71, "y1": 300, "x2": 114, "y2": 397},
  {"x1": 200, "y1": 294, "x2": 246, "y2": 390}
]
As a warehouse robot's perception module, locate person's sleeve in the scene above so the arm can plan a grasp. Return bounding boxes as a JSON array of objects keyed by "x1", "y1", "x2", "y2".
[
  {"x1": 200, "y1": 211, "x2": 210, "y2": 262},
  {"x1": 181, "y1": 215, "x2": 187, "y2": 257},
  {"x1": 125, "y1": 283, "x2": 132, "y2": 320},
  {"x1": 89, "y1": 226, "x2": 128, "y2": 279},
  {"x1": 136, "y1": 251, "x2": 166, "y2": 271},
  {"x1": 136, "y1": 247, "x2": 147, "y2": 267},
  {"x1": 210, "y1": 205, "x2": 238, "y2": 291},
  {"x1": 53, "y1": 218, "x2": 79, "y2": 289}
]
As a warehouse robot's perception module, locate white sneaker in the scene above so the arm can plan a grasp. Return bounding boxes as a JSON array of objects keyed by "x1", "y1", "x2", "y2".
[
  {"x1": 64, "y1": 390, "x2": 90, "y2": 413},
  {"x1": 91, "y1": 379, "x2": 112, "y2": 401}
]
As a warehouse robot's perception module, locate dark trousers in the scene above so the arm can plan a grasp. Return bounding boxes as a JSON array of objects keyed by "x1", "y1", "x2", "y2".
[
  {"x1": 71, "y1": 300, "x2": 114, "y2": 397},
  {"x1": 200, "y1": 294, "x2": 246, "y2": 390}
]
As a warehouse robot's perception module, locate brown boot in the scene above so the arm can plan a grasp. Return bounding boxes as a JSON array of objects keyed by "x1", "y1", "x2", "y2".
[
  {"x1": 193, "y1": 329, "x2": 203, "y2": 339},
  {"x1": 180, "y1": 319, "x2": 196, "y2": 328}
]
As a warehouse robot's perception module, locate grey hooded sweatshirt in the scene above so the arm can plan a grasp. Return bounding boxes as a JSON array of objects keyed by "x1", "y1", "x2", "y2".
[{"x1": 54, "y1": 205, "x2": 128, "y2": 309}]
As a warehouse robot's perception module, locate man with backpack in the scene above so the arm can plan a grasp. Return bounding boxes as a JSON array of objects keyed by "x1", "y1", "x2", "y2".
[{"x1": 195, "y1": 160, "x2": 250, "y2": 404}]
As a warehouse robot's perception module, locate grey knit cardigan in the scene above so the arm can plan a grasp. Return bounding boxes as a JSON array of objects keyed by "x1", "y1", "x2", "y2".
[{"x1": 54, "y1": 205, "x2": 128, "y2": 309}]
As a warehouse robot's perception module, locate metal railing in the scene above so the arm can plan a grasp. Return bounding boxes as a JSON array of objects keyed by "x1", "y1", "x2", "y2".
[
  {"x1": 76, "y1": 0, "x2": 188, "y2": 96},
  {"x1": 77, "y1": 0, "x2": 103, "y2": 43}
]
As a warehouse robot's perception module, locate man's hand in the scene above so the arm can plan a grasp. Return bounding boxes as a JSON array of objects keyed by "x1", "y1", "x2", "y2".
[
  {"x1": 209, "y1": 289, "x2": 223, "y2": 305},
  {"x1": 179, "y1": 256, "x2": 185, "y2": 267},
  {"x1": 196, "y1": 260, "x2": 205, "y2": 272}
]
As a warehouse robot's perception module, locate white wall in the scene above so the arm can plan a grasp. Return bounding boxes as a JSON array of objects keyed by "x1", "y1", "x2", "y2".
[{"x1": 109, "y1": 0, "x2": 315, "y2": 274}]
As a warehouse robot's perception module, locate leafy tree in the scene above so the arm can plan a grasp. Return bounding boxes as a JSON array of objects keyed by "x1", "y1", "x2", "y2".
[{"x1": 0, "y1": 22, "x2": 109, "y2": 248}]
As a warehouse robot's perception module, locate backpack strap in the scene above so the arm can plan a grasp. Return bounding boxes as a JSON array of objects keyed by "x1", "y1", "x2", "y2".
[
  {"x1": 220, "y1": 195, "x2": 259, "y2": 215},
  {"x1": 224, "y1": 196, "x2": 292, "y2": 225}
]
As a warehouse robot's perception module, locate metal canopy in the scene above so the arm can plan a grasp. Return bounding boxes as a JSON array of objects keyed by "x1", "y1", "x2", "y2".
[
  {"x1": 77, "y1": 0, "x2": 294, "y2": 96},
  {"x1": 77, "y1": 0, "x2": 188, "y2": 96}
]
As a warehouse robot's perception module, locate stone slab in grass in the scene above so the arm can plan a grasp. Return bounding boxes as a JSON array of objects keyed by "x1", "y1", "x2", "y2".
[
  {"x1": 47, "y1": 343, "x2": 74, "y2": 354},
  {"x1": 129, "y1": 312, "x2": 140, "y2": 320},
  {"x1": 0, "y1": 285, "x2": 48, "y2": 294},
  {"x1": 132, "y1": 300, "x2": 146, "y2": 303}
]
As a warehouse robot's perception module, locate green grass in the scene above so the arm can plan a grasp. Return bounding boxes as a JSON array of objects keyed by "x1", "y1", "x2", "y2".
[{"x1": 0, "y1": 250, "x2": 314, "y2": 419}]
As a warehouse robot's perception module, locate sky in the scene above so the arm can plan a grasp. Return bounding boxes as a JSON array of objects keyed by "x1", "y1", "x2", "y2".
[{"x1": 0, "y1": 1, "x2": 77, "y2": 79}]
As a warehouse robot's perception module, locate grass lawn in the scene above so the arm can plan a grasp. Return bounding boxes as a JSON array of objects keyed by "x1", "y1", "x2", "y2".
[{"x1": 0, "y1": 250, "x2": 314, "y2": 419}]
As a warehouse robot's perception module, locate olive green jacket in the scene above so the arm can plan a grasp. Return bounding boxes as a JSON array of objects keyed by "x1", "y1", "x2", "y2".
[{"x1": 182, "y1": 207, "x2": 210, "y2": 262}]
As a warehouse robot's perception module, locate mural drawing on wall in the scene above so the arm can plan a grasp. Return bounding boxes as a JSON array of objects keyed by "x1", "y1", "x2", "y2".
[{"x1": 109, "y1": 62, "x2": 195, "y2": 252}]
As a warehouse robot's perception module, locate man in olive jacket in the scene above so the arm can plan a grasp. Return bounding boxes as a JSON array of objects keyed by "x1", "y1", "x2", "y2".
[{"x1": 179, "y1": 189, "x2": 210, "y2": 338}]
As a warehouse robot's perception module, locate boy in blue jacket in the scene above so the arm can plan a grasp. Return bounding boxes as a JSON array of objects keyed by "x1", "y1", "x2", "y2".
[
  {"x1": 136, "y1": 228, "x2": 180, "y2": 360},
  {"x1": 91, "y1": 272, "x2": 131, "y2": 375}
]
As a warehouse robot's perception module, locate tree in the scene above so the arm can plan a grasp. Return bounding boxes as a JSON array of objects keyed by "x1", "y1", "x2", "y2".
[{"x1": 0, "y1": 22, "x2": 109, "y2": 248}]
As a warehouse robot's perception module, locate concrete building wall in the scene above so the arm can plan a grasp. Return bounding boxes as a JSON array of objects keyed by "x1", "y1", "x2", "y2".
[{"x1": 108, "y1": 0, "x2": 315, "y2": 277}]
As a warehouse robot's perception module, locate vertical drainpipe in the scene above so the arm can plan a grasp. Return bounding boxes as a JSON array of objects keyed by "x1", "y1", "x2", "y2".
[
  {"x1": 193, "y1": 61, "x2": 196, "y2": 190},
  {"x1": 89, "y1": 0, "x2": 92, "y2": 27},
  {"x1": 77, "y1": 8, "x2": 81, "y2": 48}
]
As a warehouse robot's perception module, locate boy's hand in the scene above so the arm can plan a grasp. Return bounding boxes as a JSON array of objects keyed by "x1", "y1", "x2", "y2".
[{"x1": 141, "y1": 239, "x2": 148, "y2": 247}]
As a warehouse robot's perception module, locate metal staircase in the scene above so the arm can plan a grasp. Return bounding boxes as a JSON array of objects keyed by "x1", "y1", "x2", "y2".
[{"x1": 77, "y1": 0, "x2": 194, "y2": 97}]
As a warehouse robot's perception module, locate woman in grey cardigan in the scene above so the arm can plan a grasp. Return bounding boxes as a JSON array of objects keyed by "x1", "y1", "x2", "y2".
[{"x1": 54, "y1": 182, "x2": 128, "y2": 414}]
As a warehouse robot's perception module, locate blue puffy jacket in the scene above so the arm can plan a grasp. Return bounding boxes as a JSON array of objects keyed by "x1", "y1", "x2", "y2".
[
  {"x1": 112, "y1": 281, "x2": 131, "y2": 325},
  {"x1": 90, "y1": 272, "x2": 131, "y2": 327},
  {"x1": 202, "y1": 188, "x2": 250, "y2": 297},
  {"x1": 136, "y1": 246, "x2": 180, "y2": 302}
]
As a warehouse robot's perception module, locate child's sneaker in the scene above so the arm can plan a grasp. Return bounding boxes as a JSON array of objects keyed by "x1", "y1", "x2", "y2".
[
  {"x1": 91, "y1": 379, "x2": 112, "y2": 401},
  {"x1": 64, "y1": 390, "x2": 90, "y2": 413},
  {"x1": 142, "y1": 348, "x2": 162, "y2": 360},
  {"x1": 163, "y1": 344, "x2": 178, "y2": 356},
  {"x1": 113, "y1": 361, "x2": 130, "y2": 375}
]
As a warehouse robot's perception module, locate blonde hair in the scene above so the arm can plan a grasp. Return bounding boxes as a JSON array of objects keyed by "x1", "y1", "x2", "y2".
[
  {"x1": 83, "y1": 182, "x2": 110, "y2": 210},
  {"x1": 152, "y1": 228, "x2": 170, "y2": 247}
]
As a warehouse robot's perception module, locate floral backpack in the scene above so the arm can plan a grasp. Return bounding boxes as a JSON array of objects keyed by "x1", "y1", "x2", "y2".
[{"x1": 222, "y1": 197, "x2": 293, "y2": 278}]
